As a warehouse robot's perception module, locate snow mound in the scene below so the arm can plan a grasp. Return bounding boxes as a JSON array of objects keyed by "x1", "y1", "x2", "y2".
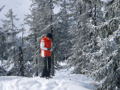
[
  {"x1": 100, "y1": 0, "x2": 113, "y2": 3},
  {"x1": 0, "y1": 69, "x2": 96, "y2": 90}
]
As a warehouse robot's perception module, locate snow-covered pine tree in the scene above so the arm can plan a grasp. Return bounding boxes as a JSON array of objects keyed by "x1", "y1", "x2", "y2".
[
  {"x1": 1, "y1": 9, "x2": 21, "y2": 76},
  {"x1": 25, "y1": 0, "x2": 55, "y2": 76},
  {"x1": 0, "y1": 28, "x2": 7, "y2": 76},
  {"x1": 53, "y1": 0, "x2": 71, "y2": 62},
  {"x1": 67, "y1": 0, "x2": 94, "y2": 74},
  {"x1": 18, "y1": 46, "x2": 24, "y2": 76},
  {"x1": 0, "y1": 28, "x2": 6, "y2": 60},
  {"x1": 90, "y1": 0, "x2": 120, "y2": 89},
  {"x1": 67, "y1": 0, "x2": 120, "y2": 89}
]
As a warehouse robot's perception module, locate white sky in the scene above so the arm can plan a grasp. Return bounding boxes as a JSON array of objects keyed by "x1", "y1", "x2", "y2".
[{"x1": 0, "y1": 0, "x2": 32, "y2": 27}]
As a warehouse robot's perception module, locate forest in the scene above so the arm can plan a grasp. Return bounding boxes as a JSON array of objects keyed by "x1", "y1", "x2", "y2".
[{"x1": 0, "y1": 0, "x2": 120, "y2": 90}]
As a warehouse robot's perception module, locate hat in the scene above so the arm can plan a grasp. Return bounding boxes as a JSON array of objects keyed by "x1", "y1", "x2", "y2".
[{"x1": 46, "y1": 33, "x2": 53, "y2": 39}]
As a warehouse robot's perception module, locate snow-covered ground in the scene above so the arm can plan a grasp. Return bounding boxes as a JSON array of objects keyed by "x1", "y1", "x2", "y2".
[
  {"x1": 0, "y1": 68, "x2": 96, "y2": 90},
  {"x1": 100, "y1": 0, "x2": 113, "y2": 3}
]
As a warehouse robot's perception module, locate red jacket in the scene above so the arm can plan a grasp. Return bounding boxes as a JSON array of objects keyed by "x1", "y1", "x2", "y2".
[{"x1": 40, "y1": 36, "x2": 52, "y2": 57}]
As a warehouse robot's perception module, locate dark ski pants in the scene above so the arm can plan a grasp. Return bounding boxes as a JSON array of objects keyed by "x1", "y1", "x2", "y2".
[{"x1": 41, "y1": 57, "x2": 51, "y2": 77}]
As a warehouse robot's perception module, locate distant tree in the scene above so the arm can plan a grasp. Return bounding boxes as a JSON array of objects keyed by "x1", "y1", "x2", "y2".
[
  {"x1": 1, "y1": 9, "x2": 20, "y2": 75},
  {"x1": 25, "y1": 0, "x2": 55, "y2": 76}
]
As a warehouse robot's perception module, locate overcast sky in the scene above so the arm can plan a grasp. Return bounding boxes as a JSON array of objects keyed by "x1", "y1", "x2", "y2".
[
  {"x1": 0, "y1": 0, "x2": 60, "y2": 28},
  {"x1": 0, "y1": 0, "x2": 32, "y2": 27}
]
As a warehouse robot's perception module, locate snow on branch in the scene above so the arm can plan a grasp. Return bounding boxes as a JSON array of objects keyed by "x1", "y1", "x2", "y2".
[{"x1": 100, "y1": 0, "x2": 113, "y2": 3}]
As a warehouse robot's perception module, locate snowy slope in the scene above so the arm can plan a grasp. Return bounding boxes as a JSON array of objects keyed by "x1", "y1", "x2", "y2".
[{"x1": 0, "y1": 69, "x2": 96, "y2": 90}]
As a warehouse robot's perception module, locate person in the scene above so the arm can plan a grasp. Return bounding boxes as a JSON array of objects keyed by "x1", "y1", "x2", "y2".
[{"x1": 40, "y1": 33, "x2": 53, "y2": 78}]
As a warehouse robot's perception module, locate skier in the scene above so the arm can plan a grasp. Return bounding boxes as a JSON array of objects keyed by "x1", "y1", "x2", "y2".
[{"x1": 40, "y1": 33, "x2": 53, "y2": 78}]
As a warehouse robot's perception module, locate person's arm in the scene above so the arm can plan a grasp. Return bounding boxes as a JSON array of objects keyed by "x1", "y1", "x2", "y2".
[{"x1": 40, "y1": 40, "x2": 48, "y2": 50}]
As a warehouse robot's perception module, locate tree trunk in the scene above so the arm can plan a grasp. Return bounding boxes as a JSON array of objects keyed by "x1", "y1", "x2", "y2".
[{"x1": 19, "y1": 46, "x2": 24, "y2": 76}]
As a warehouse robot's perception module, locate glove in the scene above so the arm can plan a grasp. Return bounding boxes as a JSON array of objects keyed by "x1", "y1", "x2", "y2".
[
  {"x1": 47, "y1": 48, "x2": 53, "y2": 51},
  {"x1": 47, "y1": 48, "x2": 51, "y2": 50}
]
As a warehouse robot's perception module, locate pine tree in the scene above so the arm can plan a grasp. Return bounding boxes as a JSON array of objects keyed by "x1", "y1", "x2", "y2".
[
  {"x1": 2, "y1": 9, "x2": 20, "y2": 75},
  {"x1": 18, "y1": 46, "x2": 24, "y2": 76},
  {"x1": 53, "y1": 0, "x2": 72, "y2": 62},
  {"x1": 67, "y1": 0, "x2": 120, "y2": 89},
  {"x1": 25, "y1": 0, "x2": 55, "y2": 76}
]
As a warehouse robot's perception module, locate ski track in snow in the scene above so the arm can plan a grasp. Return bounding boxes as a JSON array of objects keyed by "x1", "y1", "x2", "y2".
[{"x1": 0, "y1": 69, "x2": 96, "y2": 90}]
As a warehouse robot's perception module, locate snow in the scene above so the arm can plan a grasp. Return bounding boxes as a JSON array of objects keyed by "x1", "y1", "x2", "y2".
[
  {"x1": 100, "y1": 0, "x2": 113, "y2": 3},
  {"x1": 54, "y1": 5, "x2": 61, "y2": 14},
  {"x1": 0, "y1": 60, "x2": 14, "y2": 72},
  {"x1": 0, "y1": 69, "x2": 96, "y2": 90}
]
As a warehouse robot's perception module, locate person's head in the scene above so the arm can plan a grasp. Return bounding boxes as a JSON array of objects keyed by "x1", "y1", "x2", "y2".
[{"x1": 46, "y1": 33, "x2": 53, "y2": 40}]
